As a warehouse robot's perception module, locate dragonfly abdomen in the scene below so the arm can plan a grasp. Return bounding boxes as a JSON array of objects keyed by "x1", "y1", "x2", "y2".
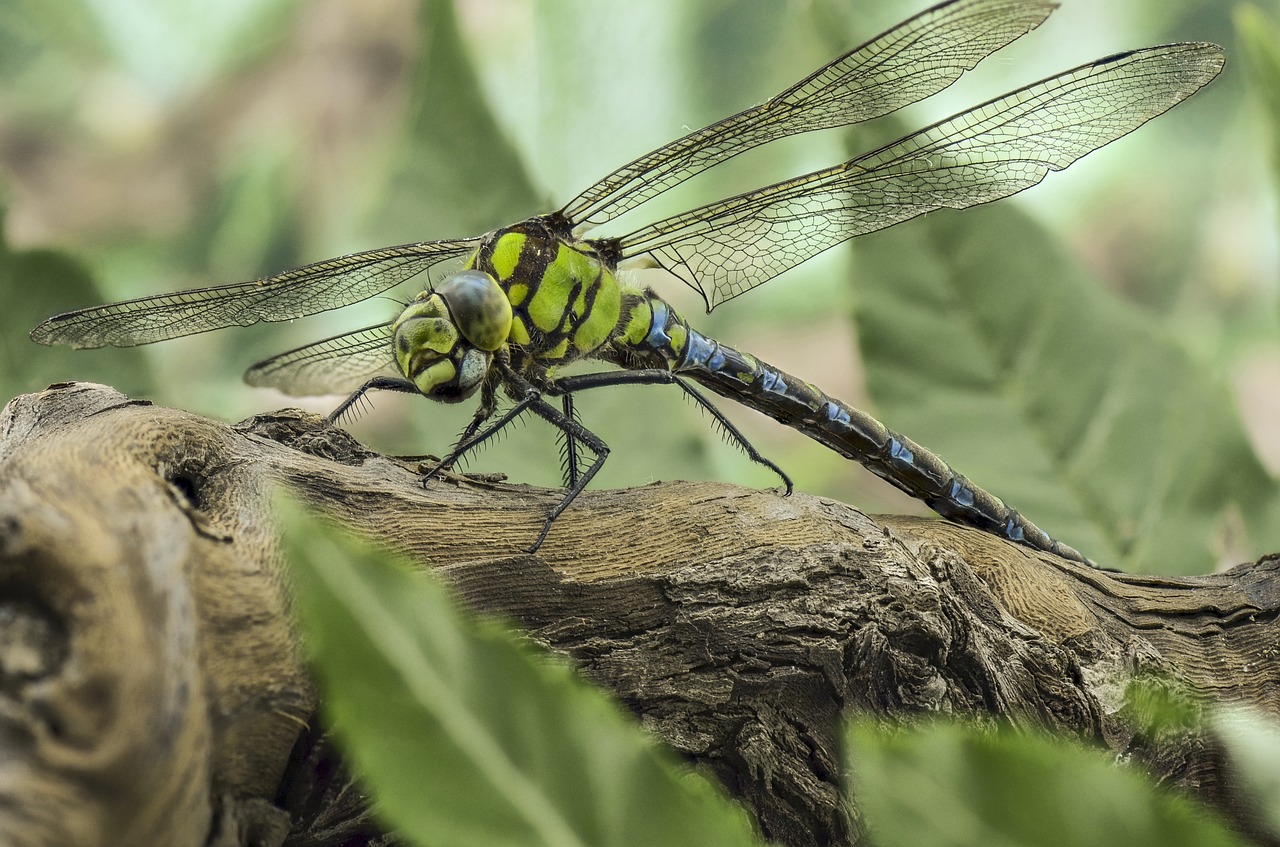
[{"x1": 610, "y1": 291, "x2": 1094, "y2": 567}]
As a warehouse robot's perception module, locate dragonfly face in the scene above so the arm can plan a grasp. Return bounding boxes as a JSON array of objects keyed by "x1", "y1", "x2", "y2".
[{"x1": 391, "y1": 270, "x2": 511, "y2": 403}]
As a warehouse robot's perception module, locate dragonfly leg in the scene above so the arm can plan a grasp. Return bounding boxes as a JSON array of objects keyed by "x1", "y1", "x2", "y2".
[
  {"x1": 487, "y1": 366, "x2": 611, "y2": 553},
  {"x1": 421, "y1": 383, "x2": 516, "y2": 485},
  {"x1": 551, "y1": 369, "x2": 793, "y2": 494},
  {"x1": 559, "y1": 393, "x2": 582, "y2": 489},
  {"x1": 325, "y1": 376, "x2": 420, "y2": 424},
  {"x1": 434, "y1": 381, "x2": 500, "y2": 475}
]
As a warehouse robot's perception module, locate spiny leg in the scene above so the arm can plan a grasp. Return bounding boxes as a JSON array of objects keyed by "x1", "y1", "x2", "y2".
[
  {"x1": 427, "y1": 381, "x2": 501, "y2": 479},
  {"x1": 490, "y1": 366, "x2": 611, "y2": 553},
  {"x1": 520, "y1": 400, "x2": 609, "y2": 554},
  {"x1": 420, "y1": 381, "x2": 518, "y2": 485},
  {"x1": 559, "y1": 393, "x2": 583, "y2": 489},
  {"x1": 551, "y1": 369, "x2": 793, "y2": 494},
  {"x1": 325, "y1": 376, "x2": 420, "y2": 424}
]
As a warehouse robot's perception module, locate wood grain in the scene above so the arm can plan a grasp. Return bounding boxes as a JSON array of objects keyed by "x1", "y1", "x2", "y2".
[{"x1": 2, "y1": 382, "x2": 1277, "y2": 846}]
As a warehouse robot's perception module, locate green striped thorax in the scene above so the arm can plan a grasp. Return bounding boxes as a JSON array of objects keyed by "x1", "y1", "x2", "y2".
[
  {"x1": 393, "y1": 219, "x2": 639, "y2": 402},
  {"x1": 392, "y1": 270, "x2": 512, "y2": 402},
  {"x1": 473, "y1": 222, "x2": 625, "y2": 364}
]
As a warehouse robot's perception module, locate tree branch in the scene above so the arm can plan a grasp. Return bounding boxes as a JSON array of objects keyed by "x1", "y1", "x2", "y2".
[{"x1": 1, "y1": 383, "x2": 1277, "y2": 847}]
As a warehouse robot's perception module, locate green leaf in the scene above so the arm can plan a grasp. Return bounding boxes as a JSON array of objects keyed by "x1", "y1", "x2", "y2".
[
  {"x1": 1215, "y1": 708, "x2": 1280, "y2": 839},
  {"x1": 83, "y1": 0, "x2": 300, "y2": 100},
  {"x1": 847, "y1": 720, "x2": 1246, "y2": 847},
  {"x1": 282, "y1": 496, "x2": 763, "y2": 847},
  {"x1": 362, "y1": 0, "x2": 541, "y2": 246},
  {"x1": 1, "y1": 207, "x2": 154, "y2": 400},
  {"x1": 1122, "y1": 674, "x2": 1202, "y2": 737},
  {"x1": 1235, "y1": 5, "x2": 1280, "y2": 194},
  {"x1": 854, "y1": 205, "x2": 1280, "y2": 573}
]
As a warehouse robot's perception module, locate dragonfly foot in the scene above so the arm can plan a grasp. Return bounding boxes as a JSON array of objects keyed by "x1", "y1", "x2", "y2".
[
  {"x1": 421, "y1": 463, "x2": 450, "y2": 487},
  {"x1": 525, "y1": 521, "x2": 553, "y2": 554},
  {"x1": 776, "y1": 469, "x2": 795, "y2": 496}
]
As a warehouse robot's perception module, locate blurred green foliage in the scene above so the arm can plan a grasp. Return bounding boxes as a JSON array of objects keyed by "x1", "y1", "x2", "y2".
[
  {"x1": 847, "y1": 720, "x2": 1248, "y2": 847},
  {"x1": 2, "y1": 0, "x2": 1277, "y2": 573},
  {"x1": 284, "y1": 501, "x2": 1266, "y2": 846},
  {"x1": 1236, "y1": 5, "x2": 1280, "y2": 186},
  {"x1": 1122, "y1": 673, "x2": 1204, "y2": 738},
  {"x1": 1216, "y1": 707, "x2": 1280, "y2": 837},
  {"x1": 284, "y1": 496, "x2": 762, "y2": 847},
  {"x1": 0, "y1": 208, "x2": 153, "y2": 393}
]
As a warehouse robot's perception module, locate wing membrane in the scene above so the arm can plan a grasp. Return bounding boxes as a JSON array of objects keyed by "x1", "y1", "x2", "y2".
[
  {"x1": 244, "y1": 322, "x2": 398, "y2": 396},
  {"x1": 560, "y1": 0, "x2": 1056, "y2": 228},
  {"x1": 30, "y1": 239, "x2": 477, "y2": 348},
  {"x1": 616, "y1": 43, "x2": 1224, "y2": 310}
]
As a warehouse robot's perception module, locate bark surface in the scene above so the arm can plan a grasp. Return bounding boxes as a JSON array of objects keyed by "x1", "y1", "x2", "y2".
[{"x1": 1, "y1": 383, "x2": 1277, "y2": 846}]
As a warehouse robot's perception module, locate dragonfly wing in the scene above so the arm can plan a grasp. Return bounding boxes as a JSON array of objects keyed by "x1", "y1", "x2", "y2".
[
  {"x1": 244, "y1": 322, "x2": 398, "y2": 397},
  {"x1": 560, "y1": 0, "x2": 1055, "y2": 228},
  {"x1": 31, "y1": 239, "x2": 478, "y2": 349},
  {"x1": 616, "y1": 43, "x2": 1224, "y2": 310}
]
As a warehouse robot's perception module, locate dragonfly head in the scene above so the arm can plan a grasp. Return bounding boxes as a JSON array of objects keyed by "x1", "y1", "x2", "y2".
[{"x1": 392, "y1": 270, "x2": 511, "y2": 403}]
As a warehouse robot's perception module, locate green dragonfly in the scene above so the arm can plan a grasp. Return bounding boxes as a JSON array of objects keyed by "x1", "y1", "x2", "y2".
[{"x1": 31, "y1": 0, "x2": 1223, "y2": 561}]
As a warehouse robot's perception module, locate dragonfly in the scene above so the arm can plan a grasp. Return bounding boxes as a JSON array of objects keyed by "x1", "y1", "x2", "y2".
[{"x1": 31, "y1": 0, "x2": 1223, "y2": 562}]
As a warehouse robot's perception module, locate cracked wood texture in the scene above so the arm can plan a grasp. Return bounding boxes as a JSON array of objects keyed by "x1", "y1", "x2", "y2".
[{"x1": 2, "y1": 382, "x2": 1279, "y2": 847}]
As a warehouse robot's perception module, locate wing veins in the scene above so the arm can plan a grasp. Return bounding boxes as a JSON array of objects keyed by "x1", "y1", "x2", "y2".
[
  {"x1": 30, "y1": 239, "x2": 477, "y2": 348},
  {"x1": 244, "y1": 321, "x2": 398, "y2": 396},
  {"x1": 615, "y1": 43, "x2": 1224, "y2": 310},
  {"x1": 559, "y1": 0, "x2": 1056, "y2": 228}
]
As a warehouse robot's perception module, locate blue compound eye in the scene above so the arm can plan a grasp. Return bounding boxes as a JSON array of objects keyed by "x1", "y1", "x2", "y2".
[{"x1": 436, "y1": 270, "x2": 512, "y2": 352}]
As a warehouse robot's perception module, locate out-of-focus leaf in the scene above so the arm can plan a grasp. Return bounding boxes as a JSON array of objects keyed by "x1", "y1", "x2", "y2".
[
  {"x1": 1123, "y1": 674, "x2": 1203, "y2": 737},
  {"x1": 282, "y1": 496, "x2": 763, "y2": 847},
  {"x1": 0, "y1": 0, "x2": 106, "y2": 79},
  {"x1": 363, "y1": 0, "x2": 540, "y2": 246},
  {"x1": 855, "y1": 205, "x2": 1280, "y2": 573},
  {"x1": 1215, "y1": 707, "x2": 1280, "y2": 839},
  {"x1": 848, "y1": 720, "x2": 1246, "y2": 847},
  {"x1": 2, "y1": 208, "x2": 153, "y2": 400},
  {"x1": 1235, "y1": 5, "x2": 1280, "y2": 195},
  {"x1": 81, "y1": 0, "x2": 300, "y2": 100},
  {"x1": 197, "y1": 144, "x2": 303, "y2": 284}
]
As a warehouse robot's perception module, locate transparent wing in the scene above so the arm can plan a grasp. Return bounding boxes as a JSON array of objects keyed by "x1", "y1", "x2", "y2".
[
  {"x1": 31, "y1": 239, "x2": 477, "y2": 348},
  {"x1": 615, "y1": 43, "x2": 1224, "y2": 310},
  {"x1": 559, "y1": 0, "x2": 1056, "y2": 228},
  {"x1": 244, "y1": 322, "x2": 398, "y2": 396}
]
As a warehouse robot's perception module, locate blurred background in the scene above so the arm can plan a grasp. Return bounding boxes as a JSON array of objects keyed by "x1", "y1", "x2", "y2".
[{"x1": 1, "y1": 0, "x2": 1277, "y2": 573}]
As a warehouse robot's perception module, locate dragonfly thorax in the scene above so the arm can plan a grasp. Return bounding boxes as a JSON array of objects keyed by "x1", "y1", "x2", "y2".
[
  {"x1": 464, "y1": 223, "x2": 626, "y2": 373},
  {"x1": 392, "y1": 270, "x2": 511, "y2": 402}
]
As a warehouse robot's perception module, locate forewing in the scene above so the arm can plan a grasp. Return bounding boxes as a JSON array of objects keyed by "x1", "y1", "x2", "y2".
[
  {"x1": 244, "y1": 322, "x2": 398, "y2": 397},
  {"x1": 560, "y1": 0, "x2": 1055, "y2": 228},
  {"x1": 616, "y1": 43, "x2": 1224, "y2": 310},
  {"x1": 31, "y1": 239, "x2": 477, "y2": 349}
]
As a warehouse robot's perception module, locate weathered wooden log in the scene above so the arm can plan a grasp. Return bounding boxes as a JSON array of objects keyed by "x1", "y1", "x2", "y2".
[{"x1": 1, "y1": 382, "x2": 1277, "y2": 846}]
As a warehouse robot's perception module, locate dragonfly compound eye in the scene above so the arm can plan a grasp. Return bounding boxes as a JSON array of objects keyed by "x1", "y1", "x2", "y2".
[{"x1": 435, "y1": 270, "x2": 512, "y2": 352}]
